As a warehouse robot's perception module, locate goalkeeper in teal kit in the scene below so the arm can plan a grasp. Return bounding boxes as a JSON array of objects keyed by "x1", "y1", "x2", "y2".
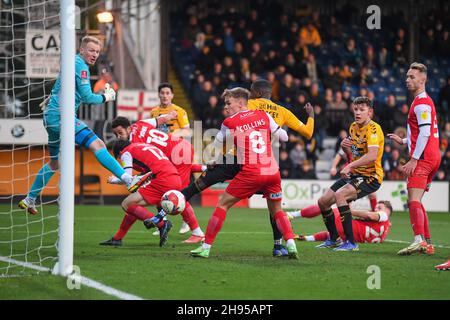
[{"x1": 19, "y1": 36, "x2": 151, "y2": 215}]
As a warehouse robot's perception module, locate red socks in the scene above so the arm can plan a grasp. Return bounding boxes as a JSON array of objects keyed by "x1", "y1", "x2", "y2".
[
  {"x1": 204, "y1": 207, "x2": 227, "y2": 245},
  {"x1": 301, "y1": 204, "x2": 321, "y2": 218},
  {"x1": 114, "y1": 214, "x2": 137, "y2": 240},
  {"x1": 274, "y1": 211, "x2": 295, "y2": 241},
  {"x1": 313, "y1": 231, "x2": 329, "y2": 241},
  {"x1": 421, "y1": 204, "x2": 430, "y2": 241},
  {"x1": 408, "y1": 201, "x2": 425, "y2": 237},
  {"x1": 180, "y1": 202, "x2": 199, "y2": 230},
  {"x1": 369, "y1": 195, "x2": 378, "y2": 211},
  {"x1": 127, "y1": 205, "x2": 164, "y2": 228}
]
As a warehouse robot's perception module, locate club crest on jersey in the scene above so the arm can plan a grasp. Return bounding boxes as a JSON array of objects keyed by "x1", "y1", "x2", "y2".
[{"x1": 81, "y1": 70, "x2": 88, "y2": 79}]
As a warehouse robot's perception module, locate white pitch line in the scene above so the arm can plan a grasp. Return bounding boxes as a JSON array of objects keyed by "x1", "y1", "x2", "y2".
[
  {"x1": 0, "y1": 256, "x2": 144, "y2": 300},
  {"x1": 384, "y1": 239, "x2": 450, "y2": 249}
]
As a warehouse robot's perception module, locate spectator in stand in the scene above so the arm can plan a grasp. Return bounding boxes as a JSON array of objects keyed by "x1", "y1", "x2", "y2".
[
  {"x1": 232, "y1": 42, "x2": 247, "y2": 63},
  {"x1": 193, "y1": 80, "x2": 215, "y2": 114},
  {"x1": 222, "y1": 55, "x2": 238, "y2": 83},
  {"x1": 196, "y1": 46, "x2": 214, "y2": 74},
  {"x1": 394, "y1": 28, "x2": 407, "y2": 47},
  {"x1": 364, "y1": 45, "x2": 378, "y2": 69},
  {"x1": 341, "y1": 37, "x2": 362, "y2": 67},
  {"x1": 295, "y1": 160, "x2": 318, "y2": 180},
  {"x1": 243, "y1": 30, "x2": 256, "y2": 56},
  {"x1": 212, "y1": 75, "x2": 226, "y2": 96},
  {"x1": 279, "y1": 150, "x2": 294, "y2": 179},
  {"x1": 294, "y1": 37, "x2": 310, "y2": 62},
  {"x1": 305, "y1": 53, "x2": 320, "y2": 82},
  {"x1": 328, "y1": 91, "x2": 348, "y2": 110},
  {"x1": 247, "y1": 9, "x2": 263, "y2": 37},
  {"x1": 203, "y1": 95, "x2": 224, "y2": 130},
  {"x1": 309, "y1": 83, "x2": 325, "y2": 107},
  {"x1": 382, "y1": 144, "x2": 393, "y2": 173},
  {"x1": 183, "y1": 15, "x2": 201, "y2": 48},
  {"x1": 210, "y1": 36, "x2": 227, "y2": 62},
  {"x1": 325, "y1": 15, "x2": 343, "y2": 40},
  {"x1": 338, "y1": 64, "x2": 353, "y2": 84},
  {"x1": 342, "y1": 88, "x2": 352, "y2": 106},
  {"x1": 300, "y1": 77, "x2": 312, "y2": 94},
  {"x1": 279, "y1": 73, "x2": 299, "y2": 104},
  {"x1": 191, "y1": 32, "x2": 206, "y2": 58},
  {"x1": 313, "y1": 104, "x2": 327, "y2": 151},
  {"x1": 207, "y1": 62, "x2": 225, "y2": 84},
  {"x1": 436, "y1": 29, "x2": 450, "y2": 58},
  {"x1": 288, "y1": 22, "x2": 300, "y2": 47},
  {"x1": 299, "y1": 21, "x2": 322, "y2": 47},
  {"x1": 386, "y1": 149, "x2": 406, "y2": 181},
  {"x1": 264, "y1": 49, "x2": 280, "y2": 71},
  {"x1": 278, "y1": 38, "x2": 291, "y2": 62},
  {"x1": 434, "y1": 169, "x2": 447, "y2": 181},
  {"x1": 289, "y1": 142, "x2": 307, "y2": 166},
  {"x1": 353, "y1": 65, "x2": 373, "y2": 86},
  {"x1": 238, "y1": 58, "x2": 251, "y2": 84},
  {"x1": 440, "y1": 147, "x2": 450, "y2": 177},
  {"x1": 443, "y1": 122, "x2": 450, "y2": 141},
  {"x1": 203, "y1": 23, "x2": 214, "y2": 43},
  {"x1": 323, "y1": 65, "x2": 342, "y2": 92},
  {"x1": 392, "y1": 103, "x2": 409, "y2": 131},
  {"x1": 324, "y1": 88, "x2": 334, "y2": 107},
  {"x1": 392, "y1": 42, "x2": 408, "y2": 67},
  {"x1": 420, "y1": 28, "x2": 436, "y2": 58},
  {"x1": 222, "y1": 26, "x2": 235, "y2": 53},
  {"x1": 285, "y1": 53, "x2": 305, "y2": 80},
  {"x1": 250, "y1": 42, "x2": 265, "y2": 74},
  {"x1": 439, "y1": 76, "x2": 450, "y2": 121},
  {"x1": 379, "y1": 94, "x2": 397, "y2": 133},
  {"x1": 378, "y1": 46, "x2": 391, "y2": 68}
]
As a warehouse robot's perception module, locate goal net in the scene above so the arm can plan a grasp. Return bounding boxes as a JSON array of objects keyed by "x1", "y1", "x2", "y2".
[{"x1": 0, "y1": 0, "x2": 61, "y2": 276}]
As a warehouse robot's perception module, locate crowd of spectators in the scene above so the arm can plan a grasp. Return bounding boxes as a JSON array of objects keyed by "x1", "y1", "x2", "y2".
[{"x1": 171, "y1": 1, "x2": 450, "y2": 181}]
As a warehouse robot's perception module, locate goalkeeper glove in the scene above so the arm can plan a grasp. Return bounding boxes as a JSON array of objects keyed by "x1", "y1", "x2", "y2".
[
  {"x1": 39, "y1": 96, "x2": 50, "y2": 111},
  {"x1": 103, "y1": 83, "x2": 116, "y2": 102}
]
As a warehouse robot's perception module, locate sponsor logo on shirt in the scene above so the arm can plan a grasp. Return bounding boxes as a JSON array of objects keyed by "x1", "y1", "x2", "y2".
[{"x1": 420, "y1": 111, "x2": 428, "y2": 120}]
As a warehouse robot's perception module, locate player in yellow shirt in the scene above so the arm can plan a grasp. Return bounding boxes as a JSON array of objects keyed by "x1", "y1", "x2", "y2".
[
  {"x1": 316, "y1": 96, "x2": 384, "y2": 251},
  {"x1": 149, "y1": 83, "x2": 191, "y2": 137},
  {"x1": 150, "y1": 82, "x2": 192, "y2": 234},
  {"x1": 247, "y1": 79, "x2": 314, "y2": 138}
]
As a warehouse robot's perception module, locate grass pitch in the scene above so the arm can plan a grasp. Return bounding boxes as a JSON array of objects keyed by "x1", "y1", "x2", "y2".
[{"x1": 0, "y1": 205, "x2": 449, "y2": 299}]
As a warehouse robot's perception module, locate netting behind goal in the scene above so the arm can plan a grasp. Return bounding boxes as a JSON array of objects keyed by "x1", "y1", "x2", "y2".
[{"x1": 0, "y1": 0, "x2": 60, "y2": 276}]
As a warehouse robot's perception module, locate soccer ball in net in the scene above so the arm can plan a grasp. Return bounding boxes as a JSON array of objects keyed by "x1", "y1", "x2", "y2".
[{"x1": 161, "y1": 190, "x2": 186, "y2": 215}]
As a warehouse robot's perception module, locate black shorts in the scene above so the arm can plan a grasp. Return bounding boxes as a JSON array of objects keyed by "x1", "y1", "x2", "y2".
[
  {"x1": 330, "y1": 175, "x2": 380, "y2": 200},
  {"x1": 200, "y1": 155, "x2": 241, "y2": 188}
]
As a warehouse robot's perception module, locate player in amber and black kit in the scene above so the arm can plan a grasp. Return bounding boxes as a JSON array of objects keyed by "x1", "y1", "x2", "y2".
[{"x1": 316, "y1": 96, "x2": 384, "y2": 252}]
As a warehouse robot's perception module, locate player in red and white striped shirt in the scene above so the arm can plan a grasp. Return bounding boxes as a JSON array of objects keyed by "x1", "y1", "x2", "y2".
[{"x1": 388, "y1": 62, "x2": 441, "y2": 257}]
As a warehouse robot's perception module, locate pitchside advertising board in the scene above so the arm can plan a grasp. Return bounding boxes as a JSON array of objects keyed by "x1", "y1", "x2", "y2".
[
  {"x1": 26, "y1": 29, "x2": 60, "y2": 78},
  {"x1": 248, "y1": 180, "x2": 450, "y2": 212},
  {"x1": 0, "y1": 119, "x2": 47, "y2": 145}
]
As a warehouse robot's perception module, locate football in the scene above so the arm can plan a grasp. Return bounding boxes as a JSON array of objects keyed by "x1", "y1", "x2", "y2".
[{"x1": 160, "y1": 190, "x2": 186, "y2": 215}]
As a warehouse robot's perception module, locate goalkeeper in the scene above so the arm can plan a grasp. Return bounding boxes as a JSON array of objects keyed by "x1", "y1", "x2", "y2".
[{"x1": 19, "y1": 36, "x2": 150, "y2": 215}]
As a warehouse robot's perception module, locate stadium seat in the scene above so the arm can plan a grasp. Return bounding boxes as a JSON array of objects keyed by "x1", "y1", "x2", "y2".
[{"x1": 79, "y1": 174, "x2": 104, "y2": 205}]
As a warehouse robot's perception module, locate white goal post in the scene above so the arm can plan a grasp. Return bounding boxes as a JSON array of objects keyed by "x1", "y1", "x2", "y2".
[{"x1": 55, "y1": 0, "x2": 75, "y2": 277}]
